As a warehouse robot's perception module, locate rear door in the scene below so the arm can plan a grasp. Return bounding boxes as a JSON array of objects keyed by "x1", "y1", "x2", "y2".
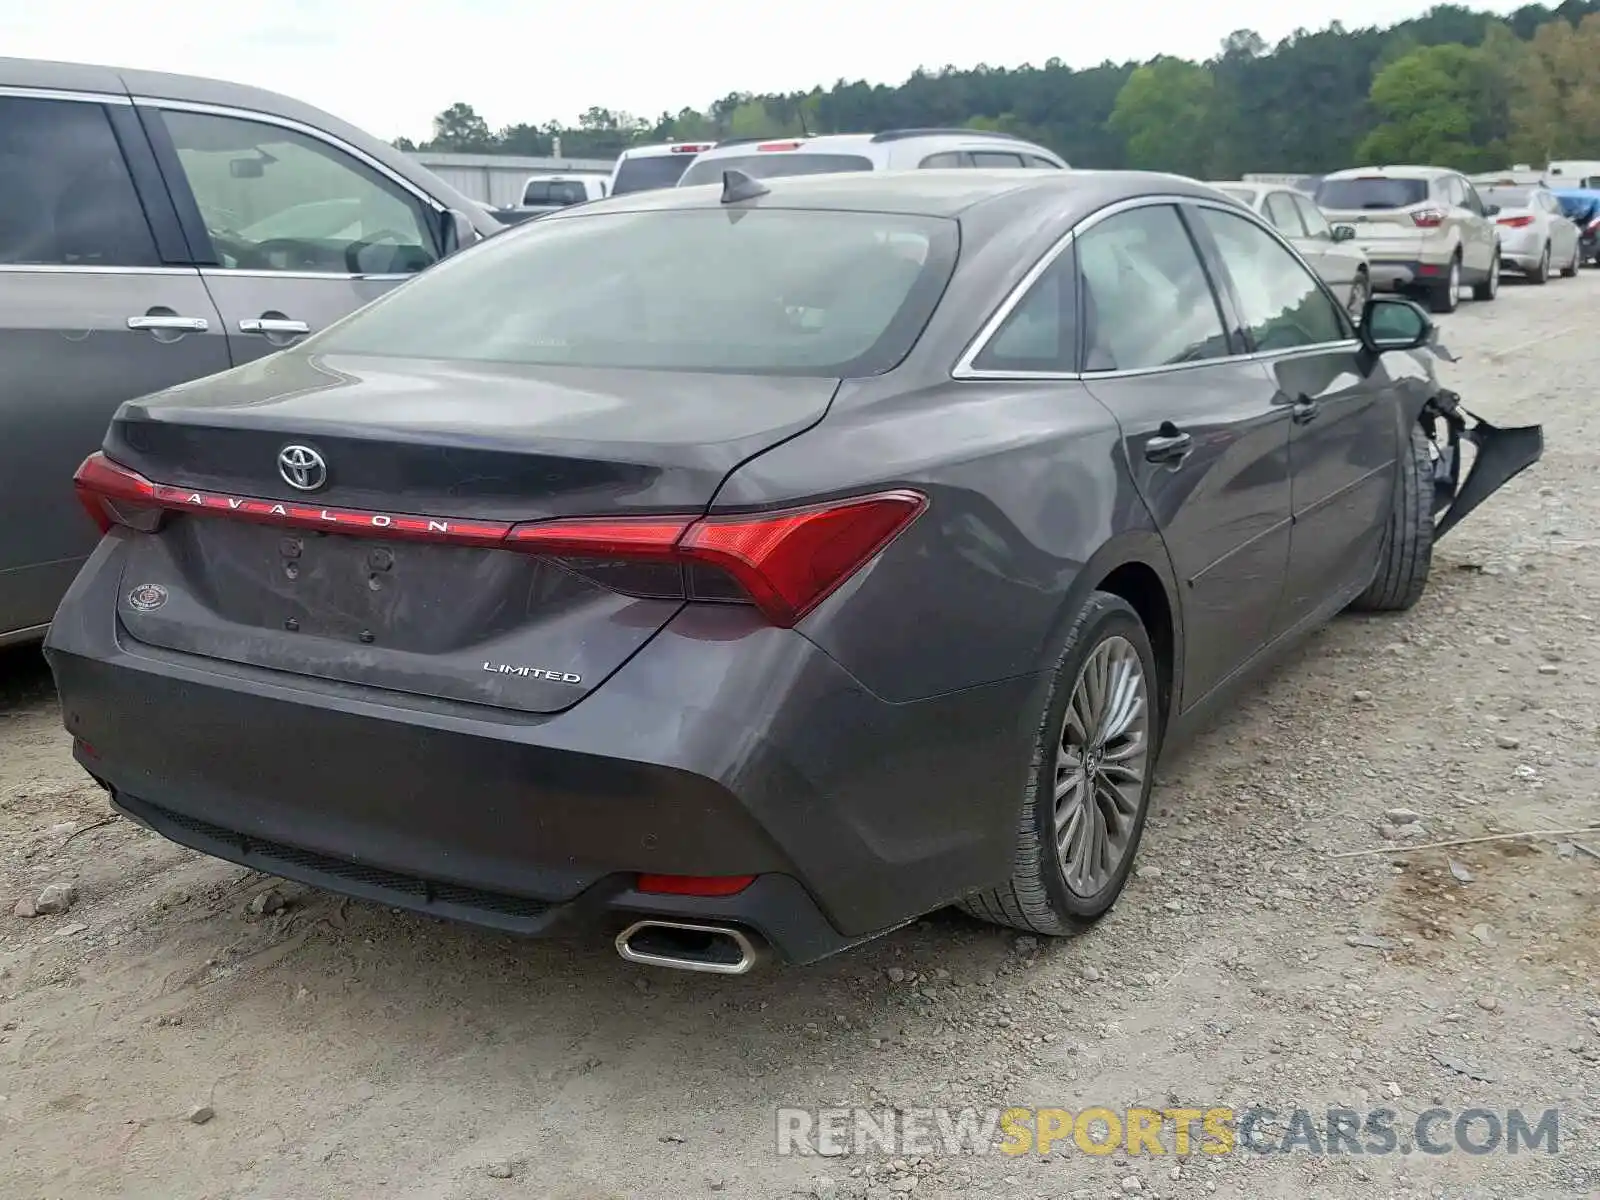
[
  {"x1": 1456, "y1": 177, "x2": 1496, "y2": 275},
  {"x1": 1073, "y1": 202, "x2": 1292, "y2": 709},
  {"x1": 0, "y1": 89, "x2": 227, "y2": 637},
  {"x1": 137, "y1": 102, "x2": 445, "y2": 366},
  {"x1": 1190, "y1": 203, "x2": 1394, "y2": 637},
  {"x1": 1290, "y1": 192, "x2": 1358, "y2": 294}
]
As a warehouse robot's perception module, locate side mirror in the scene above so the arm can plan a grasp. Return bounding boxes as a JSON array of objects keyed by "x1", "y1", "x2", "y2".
[
  {"x1": 1360, "y1": 295, "x2": 1434, "y2": 353},
  {"x1": 1331, "y1": 223, "x2": 1356, "y2": 243},
  {"x1": 1484, "y1": 203, "x2": 1501, "y2": 216},
  {"x1": 440, "y1": 209, "x2": 480, "y2": 257}
]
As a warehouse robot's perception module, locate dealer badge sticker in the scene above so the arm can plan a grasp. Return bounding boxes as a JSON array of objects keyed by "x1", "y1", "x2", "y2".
[{"x1": 127, "y1": 583, "x2": 169, "y2": 612}]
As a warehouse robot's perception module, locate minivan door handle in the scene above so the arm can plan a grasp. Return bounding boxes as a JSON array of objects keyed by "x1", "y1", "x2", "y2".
[
  {"x1": 127, "y1": 314, "x2": 209, "y2": 333},
  {"x1": 239, "y1": 318, "x2": 311, "y2": 336},
  {"x1": 1143, "y1": 426, "x2": 1193, "y2": 464}
]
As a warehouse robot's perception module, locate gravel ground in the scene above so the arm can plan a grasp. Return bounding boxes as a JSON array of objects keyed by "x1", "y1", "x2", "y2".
[{"x1": 2, "y1": 275, "x2": 1598, "y2": 1200}]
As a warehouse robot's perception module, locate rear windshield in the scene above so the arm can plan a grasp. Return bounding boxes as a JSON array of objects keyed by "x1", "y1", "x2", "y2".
[
  {"x1": 522, "y1": 180, "x2": 591, "y2": 206},
  {"x1": 314, "y1": 209, "x2": 957, "y2": 376},
  {"x1": 1480, "y1": 186, "x2": 1532, "y2": 208},
  {"x1": 611, "y1": 154, "x2": 697, "y2": 195},
  {"x1": 678, "y1": 153, "x2": 875, "y2": 188},
  {"x1": 1314, "y1": 178, "x2": 1429, "y2": 209}
]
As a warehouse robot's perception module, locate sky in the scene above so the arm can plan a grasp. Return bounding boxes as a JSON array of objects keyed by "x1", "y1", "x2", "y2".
[{"x1": 3, "y1": 0, "x2": 1527, "y2": 143}]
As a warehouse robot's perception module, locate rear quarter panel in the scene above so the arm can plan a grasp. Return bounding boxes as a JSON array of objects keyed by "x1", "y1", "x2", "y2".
[{"x1": 711, "y1": 375, "x2": 1174, "y2": 705}]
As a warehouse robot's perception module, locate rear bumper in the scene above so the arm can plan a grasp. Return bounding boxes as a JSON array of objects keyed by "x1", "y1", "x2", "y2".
[
  {"x1": 46, "y1": 537, "x2": 1039, "y2": 964},
  {"x1": 1365, "y1": 259, "x2": 1442, "y2": 291}
]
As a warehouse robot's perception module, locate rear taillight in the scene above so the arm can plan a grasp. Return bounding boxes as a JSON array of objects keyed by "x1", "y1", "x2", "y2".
[
  {"x1": 507, "y1": 491, "x2": 927, "y2": 626},
  {"x1": 72, "y1": 453, "x2": 926, "y2": 629},
  {"x1": 1497, "y1": 215, "x2": 1535, "y2": 228},
  {"x1": 1587, "y1": 217, "x2": 1600, "y2": 234},
  {"x1": 1411, "y1": 208, "x2": 1447, "y2": 228}
]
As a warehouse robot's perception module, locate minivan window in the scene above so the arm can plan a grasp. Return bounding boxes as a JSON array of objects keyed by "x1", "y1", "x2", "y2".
[
  {"x1": 522, "y1": 180, "x2": 591, "y2": 206},
  {"x1": 611, "y1": 154, "x2": 699, "y2": 195},
  {"x1": 0, "y1": 97, "x2": 160, "y2": 268},
  {"x1": 159, "y1": 109, "x2": 438, "y2": 276},
  {"x1": 679, "y1": 154, "x2": 875, "y2": 188},
  {"x1": 315, "y1": 209, "x2": 958, "y2": 376},
  {"x1": 1314, "y1": 178, "x2": 1429, "y2": 209}
]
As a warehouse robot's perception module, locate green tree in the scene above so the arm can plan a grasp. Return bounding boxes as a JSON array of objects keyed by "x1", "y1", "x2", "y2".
[
  {"x1": 1356, "y1": 43, "x2": 1507, "y2": 171},
  {"x1": 427, "y1": 103, "x2": 495, "y2": 152},
  {"x1": 1108, "y1": 57, "x2": 1219, "y2": 177}
]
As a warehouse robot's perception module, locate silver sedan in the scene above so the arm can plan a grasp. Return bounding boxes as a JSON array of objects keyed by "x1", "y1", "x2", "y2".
[
  {"x1": 1213, "y1": 181, "x2": 1372, "y2": 316},
  {"x1": 1476, "y1": 184, "x2": 1581, "y2": 283}
]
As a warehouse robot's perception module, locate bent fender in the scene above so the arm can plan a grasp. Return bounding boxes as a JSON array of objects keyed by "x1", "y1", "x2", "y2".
[{"x1": 1423, "y1": 389, "x2": 1544, "y2": 540}]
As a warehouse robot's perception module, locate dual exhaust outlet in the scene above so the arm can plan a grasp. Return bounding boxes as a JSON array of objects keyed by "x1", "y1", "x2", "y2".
[{"x1": 615, "y1": 918, "x2": 766, "y2": 975}]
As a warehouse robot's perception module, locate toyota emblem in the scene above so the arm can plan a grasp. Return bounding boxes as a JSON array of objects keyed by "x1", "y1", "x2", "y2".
[{"x1": 277, "y1": 444, "x2": 327, "y2": 492}]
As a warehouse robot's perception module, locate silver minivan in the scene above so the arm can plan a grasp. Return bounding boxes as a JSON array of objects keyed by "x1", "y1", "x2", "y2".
[{"x1": 0, "y1": 57, "x2": 501, "y2": 645}]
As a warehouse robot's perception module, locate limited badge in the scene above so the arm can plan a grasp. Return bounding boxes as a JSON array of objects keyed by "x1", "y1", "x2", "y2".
[{"x1": 127, "y1": 583, "x2": 168, "y2": 612}]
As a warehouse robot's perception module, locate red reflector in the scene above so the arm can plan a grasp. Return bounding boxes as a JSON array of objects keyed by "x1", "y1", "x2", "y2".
[
  {"x1": 1417, "y1": 264, "x2": 1439, "y2": 275},
  {"x1": 757, "y1": 141, "x2": 803, "y2": 151},
  {"x1": 1497, "y1": 215, "x2": 1535, "y2": 227},
  {"x1": 637, "y1": 874, "x2": 756, "y2": 896}
]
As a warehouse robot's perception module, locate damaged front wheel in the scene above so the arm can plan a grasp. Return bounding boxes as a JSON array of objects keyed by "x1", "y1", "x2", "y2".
[{"x1": 1352, "y1": 424, "x2": 1434, "y2": 612}]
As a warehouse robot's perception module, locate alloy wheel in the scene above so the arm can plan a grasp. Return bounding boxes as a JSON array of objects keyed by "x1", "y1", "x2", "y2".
[{"x1": 1053, "y1": 635, "x2": 1151, "y2": 897}]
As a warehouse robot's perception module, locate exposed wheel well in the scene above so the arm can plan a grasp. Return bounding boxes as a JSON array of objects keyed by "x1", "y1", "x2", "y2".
[{"x1": 1096, "y1": 562, "x2": 1175, "y2": 724}]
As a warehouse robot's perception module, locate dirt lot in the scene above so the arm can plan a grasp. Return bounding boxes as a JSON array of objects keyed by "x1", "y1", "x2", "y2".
[{"x1": 3, "y1": 276, "x2": 1598, "y2": 1200}]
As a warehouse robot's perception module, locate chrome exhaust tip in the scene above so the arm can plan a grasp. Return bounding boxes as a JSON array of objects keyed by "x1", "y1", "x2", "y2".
[{"x1": 615, "y1": 919, "x2": 764, "y2": 975}]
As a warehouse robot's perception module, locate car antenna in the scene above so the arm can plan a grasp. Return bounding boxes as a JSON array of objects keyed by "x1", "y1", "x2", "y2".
[{"x1": 721, "y1": 168, "x2": 770, "y2": 203}]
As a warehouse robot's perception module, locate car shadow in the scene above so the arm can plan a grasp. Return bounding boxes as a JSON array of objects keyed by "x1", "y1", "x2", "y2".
[{"x1": 0, "y1": 641, "x2": 54, "y2": 714}]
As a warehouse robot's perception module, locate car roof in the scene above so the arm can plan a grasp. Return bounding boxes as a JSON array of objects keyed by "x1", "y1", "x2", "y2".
[
  {"x1": 542, "y1": 167, "x2": 1229, "y2": 222},
  {"x1": 1322, "y1": 166, "x2": 1447, "y2": 181}
]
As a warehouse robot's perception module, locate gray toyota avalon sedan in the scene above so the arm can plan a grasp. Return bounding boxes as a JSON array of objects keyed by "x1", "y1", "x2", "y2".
[{"x1": 45, "y1": 168, "x2": 1541, "y2": 973}]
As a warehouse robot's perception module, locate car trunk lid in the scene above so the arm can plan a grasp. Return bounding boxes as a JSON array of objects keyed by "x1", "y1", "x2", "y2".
[
  {"x1": 99, "y1": 352, "x2": 839, "y2": 714},
  {"x1": 1317, "y1": 176, "x2": 1433, "y2": 259}
]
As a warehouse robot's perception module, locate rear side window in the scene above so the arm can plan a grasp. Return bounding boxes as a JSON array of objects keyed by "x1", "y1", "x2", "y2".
[
  {"x1": 1314, "y1": 178, "x2": 1429, "y2": 209},
  {"x1": 970, "y1": 151, "x2": 1025, "y2": 168},
  {"x1": 919, "y1": 152, "x2": 967, "y2": 168},
  {"x1": 611, "y1": 154, "x2": 696, "y2": 195},
  {"x1": 0, "y1": 97, "x2": 160, "y2": 267},
  {"x1": 522, "y1": 180, "x2": 591, "y2": 206},
  {"x1": 972, "y1": 243, "x2": 1079, "y2": 373},
  {"x1": 316, "y1": 208, "x2": 958, "y2": 377},
  {"x1": 1075, "y1": 205, "x2": 1230, "y2": 372},
  {"x1": 1023, "y1": 155, "x2": 1062, "y2": 169},
  {"x1": 678, "y1": 153, "x2": 874, "y2": 188}
]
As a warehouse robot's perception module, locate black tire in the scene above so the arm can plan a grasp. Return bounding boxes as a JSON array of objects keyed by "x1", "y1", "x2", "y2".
[
  {"x1": 1530, "y1": 243, "x2": 1550, "y2": 284},
  {"x1": 1471, "y1": 250, "x2": 1500, "y2": 301},
  {"x1": 1429, "y1": 255, "x2": 1461, "y2": 313},
  {"x1": 1560, "y1": 242, "x2": 1580, "y2": 278},
  {"x1": 1351, "y1": 423, "x2": 1434, "y2": 612},
  {"x1": 959, "y1": 592, "x2": 1161, "y2": 936}
]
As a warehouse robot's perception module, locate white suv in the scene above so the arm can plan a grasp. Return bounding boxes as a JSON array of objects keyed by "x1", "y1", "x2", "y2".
[
  {"x1": 676, "y1": 129, "x2": 1068, "y2": 188},
  {"x1": 608, "y1": 141, "x2": 718, "y2": 195}
]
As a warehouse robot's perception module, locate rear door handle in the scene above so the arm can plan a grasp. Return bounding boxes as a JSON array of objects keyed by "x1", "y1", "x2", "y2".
[
  {"x1": 1292, "y1": 397, "x2": 1321, "y2": 424},
  {"x1": 1144, "y1": 429, "x2": 1193, "y2": 464},
  {"x1": 239, "y1": 318, "x2": 311, "y2": 335},
  {"x1": 127, "y1": 315, "x2": 208, "y2": 332}
]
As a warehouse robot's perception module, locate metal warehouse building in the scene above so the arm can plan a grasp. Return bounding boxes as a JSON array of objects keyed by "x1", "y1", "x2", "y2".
[{"x1": 409, "y1": 152, "x2": 615, "y2": 207}]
